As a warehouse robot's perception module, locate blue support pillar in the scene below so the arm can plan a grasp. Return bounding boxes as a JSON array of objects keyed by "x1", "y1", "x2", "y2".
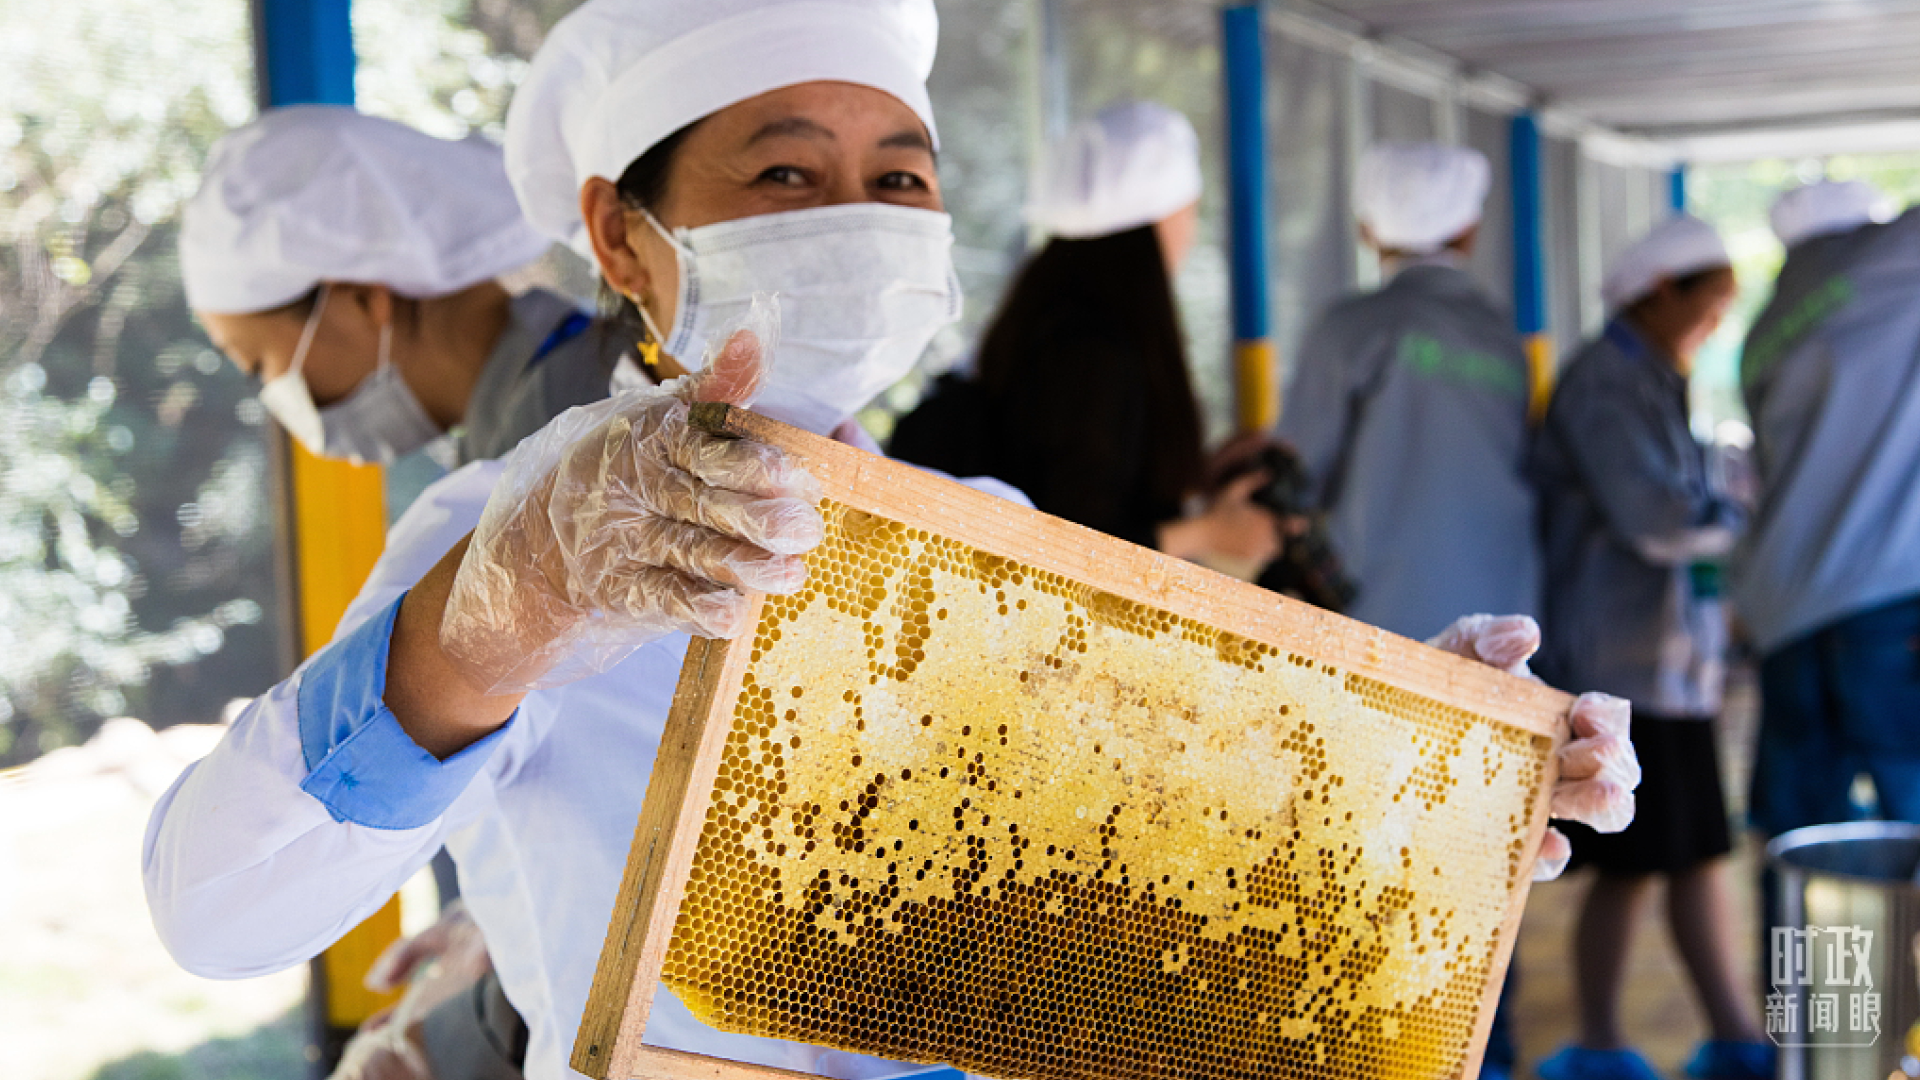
[
  {"x1": 255, "y1": 0, "x2": 356, "y2": 107},
  {"x1": 1509, "y1": 112, "x2": 1553, "y2": 420},
  {"x1": 251, "y1": 3, "x2": 368, "y2": 1075},
  {"x1": 1668, "y1": 164, "x2": 1689, "y2": 213},
  {"x1": 1222, "y1": 3, "x2": 1276, "y2": 432}
]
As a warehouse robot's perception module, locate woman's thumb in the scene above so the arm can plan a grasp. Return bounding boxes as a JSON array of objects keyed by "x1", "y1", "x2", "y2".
[
  {"x1": 689, "y1": 328, "x2": 766, "y2": 406},
  {"x1": 687, "y1": 292, "x2": 780, "y2": 407}
]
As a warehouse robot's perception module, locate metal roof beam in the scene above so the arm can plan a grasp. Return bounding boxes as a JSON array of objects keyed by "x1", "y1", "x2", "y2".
[
  {"x1": 1341, "y1": 0, "x2": 1920, "y2": 40},
  {"x1": 1662, "y1": 118, "x2": 1920, "y2": 161}
]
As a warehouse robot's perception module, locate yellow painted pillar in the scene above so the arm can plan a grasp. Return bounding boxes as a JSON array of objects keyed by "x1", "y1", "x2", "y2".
[
  {"x1": 1235, "y1": 339, "x2": 1280, "y2": 432},
  {"x1": 288, "y1": 444, "x2": 406, "y2": 1035},
  {"x1": 1524, "y1": 333, "x2": 1556, "y2": 425}
]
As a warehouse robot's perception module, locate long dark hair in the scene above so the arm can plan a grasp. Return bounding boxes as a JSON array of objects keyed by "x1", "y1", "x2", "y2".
[{"x1": 975, "y1": 225, "x2": 1204, "y2": 506}]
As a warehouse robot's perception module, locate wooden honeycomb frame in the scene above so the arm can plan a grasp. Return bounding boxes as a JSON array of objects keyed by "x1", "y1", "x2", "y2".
[{"x1": 574, "y1": 405, "x2": 1571, "y2": 1080}]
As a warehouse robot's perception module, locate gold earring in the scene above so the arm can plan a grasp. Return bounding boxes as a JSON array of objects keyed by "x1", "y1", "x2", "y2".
[{"x1": 625, "y1": 290, "x2": 662, "y2": 373}]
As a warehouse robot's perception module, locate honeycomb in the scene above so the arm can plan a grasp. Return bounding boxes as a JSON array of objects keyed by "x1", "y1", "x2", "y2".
[{"x1": 660, "y1": 501, "x2": 1553, "y2": 1080}]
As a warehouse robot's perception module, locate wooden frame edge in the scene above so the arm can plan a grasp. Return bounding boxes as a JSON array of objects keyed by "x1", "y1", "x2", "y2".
[
  {"x1": 572, "y1": 608, "x2": 765, "y2": 1077},
  {"x1": 690, "y1": 404, "x2": 1572, "y2": 737},
  {"x1": 626, "y1": 1045, "x2": 836, "y2": 1080},
  {"x1": 1460, "y1": 728, "x2": 1566, "y2": 1078}
]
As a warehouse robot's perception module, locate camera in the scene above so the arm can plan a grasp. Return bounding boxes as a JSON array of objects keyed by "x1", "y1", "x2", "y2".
[{"x1": 1228, "y1": 444, "x2": 1360, "y2": 615}]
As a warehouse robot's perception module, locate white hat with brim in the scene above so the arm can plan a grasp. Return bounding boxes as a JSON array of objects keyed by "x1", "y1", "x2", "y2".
[
  {"x1": 505, "y1": 0, "x2": 940, "y2": 253},
  {"x1": 1770, "y1": 180, "x2": 1894, "y2": 248},
  {"x1": 1355, "y1": 142, "x2": 1490, "y2": 255},
  {"x1": 1600, "y1": 213, "x2": 1731, "y2": 313},
  {"x1": 181, "y1": 106, "x2": 551, "y2": 314},
  {"x1": 1027, "y1": 101, "x2": 1203, "y2": 240}
]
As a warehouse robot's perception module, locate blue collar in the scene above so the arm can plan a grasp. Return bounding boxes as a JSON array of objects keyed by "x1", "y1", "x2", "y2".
[
  {"x1": 1602, "y1": 317, "x2": 1651, "y2": 361},
  {"x1": 1604, "y1": 318, "x2": 1688, "y2": 393}
]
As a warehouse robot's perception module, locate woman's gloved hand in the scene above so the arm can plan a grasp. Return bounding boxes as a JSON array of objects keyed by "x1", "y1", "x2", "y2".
[
  {"x1": 363, "y1": 900, "x2": 489, "y2": 996},
  {"x1": 327, "y1": 1008, "x2": 431, "y2": 1080},
  {"x1": 1427, "y1": 613, "x2": 1641, "y2": 882},
  {"x1": 327, "y1": 902, "x2": 493, "y2": 1080},
  {"x1": 441, "y1": 297, "x2": 824, "y2": 694}
]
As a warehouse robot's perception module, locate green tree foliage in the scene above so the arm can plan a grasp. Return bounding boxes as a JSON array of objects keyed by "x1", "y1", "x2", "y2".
[{"x1": 0, "y1": 0, "x2": 269, "y2": 764}]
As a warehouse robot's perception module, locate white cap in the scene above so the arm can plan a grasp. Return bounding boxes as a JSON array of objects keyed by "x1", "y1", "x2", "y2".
[
  {"x1": 1600, "y1": 214, "x2": 1731, "y2": 312},
  {"x1": 1026, "y1": 101, "x2": 1203, "y2": 240},
  {"x1": 505, "y1": 0, "x2": 940, "y2": 250},
  {"x1": 181, "y1": 107, "x2": 550, "y2": 314},
  {"x1": 1770, "y1": 180, "x2": 1894, "y2": 247},
  {"x1": 1355, "y1": 142, "x2": 1490, "y2": 254}
]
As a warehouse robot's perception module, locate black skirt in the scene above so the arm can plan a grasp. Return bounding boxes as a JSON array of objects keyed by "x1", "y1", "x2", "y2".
[{"x1": 1563, "y1": 711, "x2": 1734, "y2": 875}]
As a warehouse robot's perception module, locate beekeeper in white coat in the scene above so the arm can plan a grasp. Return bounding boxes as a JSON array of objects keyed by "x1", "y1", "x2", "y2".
[
  {"x1": 143, "y1": 3, "x2": 1639, "y2": 1079},
  {"x1": 183, "y1": 107, "x2": 624, "y2": 468}
]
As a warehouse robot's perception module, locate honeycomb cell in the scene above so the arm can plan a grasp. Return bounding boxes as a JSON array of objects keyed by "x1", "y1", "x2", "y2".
[{"x1": 662, "y1": 500, "x2": 1549, "y2": 1080}]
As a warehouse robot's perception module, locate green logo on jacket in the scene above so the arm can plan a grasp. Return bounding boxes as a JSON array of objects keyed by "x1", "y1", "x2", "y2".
[
  {"x1": 1742, "y1": 276, "x2": 1855, "y2": 388},
  {"x1": 1395, "y1": 333, "x2": 1527, "y2": 397}
]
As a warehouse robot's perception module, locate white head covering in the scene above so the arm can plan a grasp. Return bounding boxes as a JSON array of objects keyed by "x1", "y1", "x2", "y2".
[
  {"x1": 1600, "y1": 214, "x2": 1731, "y2": 313},
  {"x1": 1026, "y1": 101, "x2": 1203, "y2": 240},
  {"x1": 181, "y1": 107, "x2": 550, "y2": 314},
  {"x1": 1770, "y1": 180, "x2": 1893, "y2": 248},
  {"x1": 1355, "y1": 142, "x2": 1491, "y2": 255},
  {"x1": 505, "y1": 0, "x2": 940, "y2": 250}
]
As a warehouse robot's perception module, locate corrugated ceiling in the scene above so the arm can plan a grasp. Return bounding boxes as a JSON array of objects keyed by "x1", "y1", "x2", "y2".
[{"x1": 1302, "y1": 0, "x2": 1920, "y2": 141}]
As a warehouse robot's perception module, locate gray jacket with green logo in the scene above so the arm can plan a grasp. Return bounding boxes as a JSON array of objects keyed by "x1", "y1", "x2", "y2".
[
  {"x1": 1736, "y1": 207, "x2": 1920, "y2": 653},
  {"x1": 1280, "y1": 261, "x2": 1540, "y2": 640}
]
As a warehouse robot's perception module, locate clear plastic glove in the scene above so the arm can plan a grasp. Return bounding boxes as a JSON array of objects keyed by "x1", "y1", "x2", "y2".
[
  {"x1": 328, "y1": 902, "x2": 493, "y2": 1080},
  {"x1": 364, "y1": 900, "x2": 489, "y2": 996},
  {"x1": 1427, "y1": 614, "x2": 1641, "y2": 882},
  {"x1": 328, "y1": 1009, "x2": 431, "y2": 1080},
  {"x1": 442, "y1": 296, "x2": 825, "y2": 694},
  {"x1": 1427, "y1": 612, "x2": 1541, "y2": 677}
]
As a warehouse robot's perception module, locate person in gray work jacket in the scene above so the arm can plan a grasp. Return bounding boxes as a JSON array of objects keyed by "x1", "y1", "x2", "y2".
[
  {"x1": 1737, "y1": 180, "x2": 1920, "y2": 837},
  {"x1": 1280, "y1": 142, "x2": 1539, "y2": 642},
  {"x1": 182, "y1": 106, "x2": 627, "y2": 473},
  {"x1": 1532, "y1": 217, "x2": 1772, "y2": 1080}
]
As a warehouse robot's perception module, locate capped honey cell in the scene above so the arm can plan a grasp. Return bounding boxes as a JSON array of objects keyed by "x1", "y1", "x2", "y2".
[{"x1": 659, "y1": 500, "x2": 1553, "y2": 1080}]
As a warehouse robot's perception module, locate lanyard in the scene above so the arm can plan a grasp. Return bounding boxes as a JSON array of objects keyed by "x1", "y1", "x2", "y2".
[
  {"x1": 529, "y1": 310, "x2": 593, "y2": 369},
  {"x1": 1603, "y1": 318, "x2": 1688, "y2": 397},
  {"x1": 1602, "y1": 318, "x2": 1651, "y2": 363}
]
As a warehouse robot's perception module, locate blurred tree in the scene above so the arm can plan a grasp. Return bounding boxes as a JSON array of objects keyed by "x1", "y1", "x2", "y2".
[{"x1": 0, "y1": 0, "x2": 268, "y2": 764}]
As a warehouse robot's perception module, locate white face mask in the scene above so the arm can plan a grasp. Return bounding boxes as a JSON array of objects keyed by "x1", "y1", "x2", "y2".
[
  {"x1": 642, "y1": 203, "x2": 961, "y2": 434},
  {"x1": 256, "y1": 286, "x2": 443, "y2": 465}
]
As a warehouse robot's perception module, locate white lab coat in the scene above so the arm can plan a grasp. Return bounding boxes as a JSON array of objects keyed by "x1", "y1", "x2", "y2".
[{"x1": 143, "y1": 456, "x2": 1019, "y2": 1080}]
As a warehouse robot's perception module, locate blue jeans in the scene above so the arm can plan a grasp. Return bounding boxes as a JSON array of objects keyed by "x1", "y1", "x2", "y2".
[{"x1": 1750, "y1": 594, "x2": 1920, "y2": 836}]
